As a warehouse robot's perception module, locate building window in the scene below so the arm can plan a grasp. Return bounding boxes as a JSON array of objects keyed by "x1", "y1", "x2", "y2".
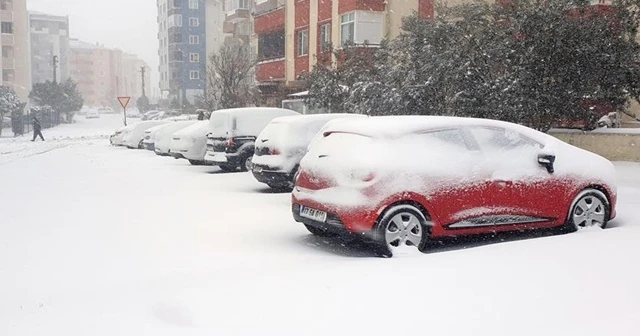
[
  {"x1": 340, "y1": 12, "x2": 355, "y2": 46},
  {"x1": 190, "y1": 53, "x2": 200, "y2": 63},
  {"x1": 173, "y1": 0, "x2": 182, "y2": 8},
  {"x1": 297, "y1": 30, "x2": 308, "y2": 56},
  {"x1": 170, "y1": 33, "x2": 181, "y2": 43},
  {"x1": 168, "y1": 14, "x2": 182, "y2": 28},
  {"x1": 1, "y1": 22, "x2": 13, "y2": 34},
  {"x1": 189, "y1": 35, "x2": 200, "y2": 44},
  {"x1": 189, "y1": 18, "x2": 200, "y2": 27},
  {"x1": 190, "y1": 70, "x2": 200, "y2": 80},
  {"x1": 319, "y1": 23, "x2": 331, "y2": 52},
  {"x1": 189, "y1": 0, "x2": 199, "y2": 9},
  {"x1": 258, "y1": 30, "x2": 285, "y2": 60},
  {"x1": 225, "y1": 0, "x2": 249, "y2": 14}
]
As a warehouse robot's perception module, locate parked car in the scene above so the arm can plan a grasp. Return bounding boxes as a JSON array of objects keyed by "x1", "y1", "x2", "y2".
[
  {"x1": 252, "y1": 114, "x2": 366, "y2": 190},
  {"x1": 204, "y1": 108, "x2": 300, "y2": 171},
  {"x1": 121, "y1": 121, "x2": 170, "y2": 149},
  {"x1": 142, "y1": 124, "x2": 170, "y2": 151},
  {"x1": 128, "y1": 108, "x2": 142, "y2": 118},
  {"x1": 154, "y1": 120, "x2": 198, "y2": 156},
  {"x1": 142, "y1": 110, "x2": 162, "y2": 121},
  {"x1": 98, "y1": 107, "x2": 115, "y2": 114},
  {"x1": 169, "y1": 121, "x2": 210, "y2": 165},
  {"x1": 85, "y1": 109, "x2": 100, "y2": 119},
  {"x1": 110, "y1": 125, "x2": 133, "y2": 146},
  {"x1": 292, "y1": 116, "x2": 617, "y2": 257}
]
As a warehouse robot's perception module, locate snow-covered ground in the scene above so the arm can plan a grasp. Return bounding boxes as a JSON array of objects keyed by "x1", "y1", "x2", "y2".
[{"x1": 1, "y1": 115, "x2": 639, "y2": 335}]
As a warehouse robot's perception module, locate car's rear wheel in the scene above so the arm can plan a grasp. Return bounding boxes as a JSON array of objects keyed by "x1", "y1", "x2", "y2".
[
  {"x1": 375, "y1": 205, "x2": 431, "y2": 257},
  {"x1": 566, "y1": 189, "x2": 610, "y2": 232},
  {"x1": 137, "y1": 140, "x2": 144, "y2": 149},
  {"x1": 240, "y1": 155, "x2": 253, "y2": 172},
  {"x1": 304, "y1": 224, "x2": 337, "y2": 237}
]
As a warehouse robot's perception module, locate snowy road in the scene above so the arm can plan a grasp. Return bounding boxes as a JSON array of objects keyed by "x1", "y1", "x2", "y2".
[{"x1": 1, "y1": 115, "x2": 639, "y2": 335}]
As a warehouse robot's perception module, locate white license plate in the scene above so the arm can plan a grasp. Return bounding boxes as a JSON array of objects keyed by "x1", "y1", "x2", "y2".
[{"x1": 300, "y1": 206, "x2": 327, "y2": 223}]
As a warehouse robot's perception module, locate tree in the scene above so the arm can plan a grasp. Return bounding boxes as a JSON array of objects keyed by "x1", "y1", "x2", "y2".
[
  {"x1": 306, "y1": 0, "x2": 640, "y2": 131},
  {"x1": 0, "y1": 86, "x2": 21, "y2": 137},
  {"x1": 204, "y1": 42, "x2": 258, "y2": 109},
  {"x1": 137, "y1": 95, "x2": 150, "y2": 113},
  {"x1": 29, "y1": 79, "x2": 84, "y2": 123}
]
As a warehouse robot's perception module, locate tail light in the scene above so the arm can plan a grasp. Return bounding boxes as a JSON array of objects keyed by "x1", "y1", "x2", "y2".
[
  {"x1": 227, "y1": 138, "x2": 236, "y2": 149},
  {"x1": 349, "y1": 169, "x2": 376, "y2": 182},
  {"x1": 269, "y1": 148, "x2": 281, "y2": 155}
]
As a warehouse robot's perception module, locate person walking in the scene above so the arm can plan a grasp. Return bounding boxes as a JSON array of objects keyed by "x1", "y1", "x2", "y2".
[{"x1": 31, "y1": 116, "x2": 45, "y2": 141}]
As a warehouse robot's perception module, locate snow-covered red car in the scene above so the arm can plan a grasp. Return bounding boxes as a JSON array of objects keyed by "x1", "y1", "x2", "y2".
[
  {"x1": 292, "y1": 116, "x2": 617, "y2": 256},
  {"x1": 252, "y1": 114, "x2": 366, "y2": 190}
]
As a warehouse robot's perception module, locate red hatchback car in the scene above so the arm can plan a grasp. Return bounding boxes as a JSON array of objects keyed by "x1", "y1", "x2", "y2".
[{"x1": 291, "y1": 116, "x2": 617, "y2": 256}]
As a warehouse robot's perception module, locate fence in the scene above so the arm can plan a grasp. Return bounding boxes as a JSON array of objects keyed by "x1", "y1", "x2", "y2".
[
  {"x1": 549, "y1": 128, "x2": 640, "y2": 162},
  {"x1": 11, "y1": 108, "x2": 61, "y2": 136}
]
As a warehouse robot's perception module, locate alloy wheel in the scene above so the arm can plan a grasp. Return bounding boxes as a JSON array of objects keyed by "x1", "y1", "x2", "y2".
[
  {"x1": 385, "y1": 212, "x2": 424, "y2": 248},
  {"x1": 572, "y1": 194, "x2": 607, "y2": 229}
]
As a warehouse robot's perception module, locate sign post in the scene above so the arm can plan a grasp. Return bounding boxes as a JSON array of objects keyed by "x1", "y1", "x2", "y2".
[{"x1": 117, "y1": 97, "x2": 131, "y2": 126}]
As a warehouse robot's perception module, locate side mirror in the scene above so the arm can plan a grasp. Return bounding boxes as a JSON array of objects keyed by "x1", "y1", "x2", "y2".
[{"x1": 538, "y1": 153, "x2": 556, "y2": 174}]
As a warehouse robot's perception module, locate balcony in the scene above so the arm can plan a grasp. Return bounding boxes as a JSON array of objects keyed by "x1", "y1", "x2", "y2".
[
  {"x1": 254, "y1": 0, "x2": 285, "y2": 16},
  {"x1": 256, "y1": 58, "x2": 285, "y2": 83},
  {"x1": 254, "y1": 6, "x2": 285, "y2": 35},
  {"x1": 225, "y1": 0, "x2": 251, "y2": 23}
]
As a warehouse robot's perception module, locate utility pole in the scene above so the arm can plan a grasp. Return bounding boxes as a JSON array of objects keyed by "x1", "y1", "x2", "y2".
[
  {"x1": 52, "y1": 55, "x2": 59, "y2": 84},
  {"x1": 140, "y1": 66, "x2": 146, "y2": 97}
]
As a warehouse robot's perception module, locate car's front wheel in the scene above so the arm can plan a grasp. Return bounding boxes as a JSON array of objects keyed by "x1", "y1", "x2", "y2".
[
  {"x1": 566, "y1": 189, "x2": 610, "y2": 232},
  {"x1": 218, "y1": 164, "x2": 236, "y2": 172},
  {"x1": 375, "y1": 204, "x2": 431, "y2": 257},
  {"x1": 189, "y1": 160, "x2": 205, "y2": 166},
  {"x1": 240, "y1": 155, "x2": 253, "y2": 172}
]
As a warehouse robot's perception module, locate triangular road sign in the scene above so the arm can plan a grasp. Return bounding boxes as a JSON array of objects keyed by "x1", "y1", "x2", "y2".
[{"x1": 117, "y1": 97, "x2": 131, "y2": 109}]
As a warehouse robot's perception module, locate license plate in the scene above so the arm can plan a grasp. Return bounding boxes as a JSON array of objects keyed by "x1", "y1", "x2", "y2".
[{"x1": 300, "y1": 206, "x2": 327, "y2": 223}]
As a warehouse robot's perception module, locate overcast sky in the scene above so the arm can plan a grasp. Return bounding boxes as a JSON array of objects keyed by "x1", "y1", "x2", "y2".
[{"x1": 28, "y1": 0, "x2": 159, "y2": 94}]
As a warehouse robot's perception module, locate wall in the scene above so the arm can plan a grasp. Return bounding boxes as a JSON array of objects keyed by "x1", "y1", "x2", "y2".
[{"x1": 550, "y1": 129, "x2": 640, "y2": 162}]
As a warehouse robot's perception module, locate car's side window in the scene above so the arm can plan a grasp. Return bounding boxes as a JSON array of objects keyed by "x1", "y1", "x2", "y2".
[
  {"x1": 420, "y1": 129, "x2": 469, "y2": 150},
  {"x1": 470, "y1": 127, "x2": 540, "y2": 152}
]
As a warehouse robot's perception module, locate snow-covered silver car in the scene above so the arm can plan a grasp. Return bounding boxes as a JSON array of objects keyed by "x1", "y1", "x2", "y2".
[
  {"x1": 251, "y1": 114, "x2": 366, "y2": 190},
  {"x1": 169, "y1": 121, "x2": 210, "y2": 165},
  {"x1": 122, "y1": 121, "x2": 170, "y2": 149}
]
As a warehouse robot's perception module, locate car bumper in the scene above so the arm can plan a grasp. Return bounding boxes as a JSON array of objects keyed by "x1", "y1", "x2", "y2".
[
  {"x1": 291, "y1": 190, "x2": 379, "y2": 237},
  {"x1": 252, "y1": 166, "x2": 293, "y2": 187},
  {"x1": 204, "y1": 151, "x2": 241, "y2": 166}
]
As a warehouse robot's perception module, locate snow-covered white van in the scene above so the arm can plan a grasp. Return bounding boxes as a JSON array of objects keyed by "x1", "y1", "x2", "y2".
[{"x1": 204, "y1": 108, "x2": 300, "y2": 171}]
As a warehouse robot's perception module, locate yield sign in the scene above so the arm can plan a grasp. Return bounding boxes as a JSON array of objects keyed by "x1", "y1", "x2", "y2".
[{"x1": 117, "y1": 97, "x2": 131, "y2": 109}]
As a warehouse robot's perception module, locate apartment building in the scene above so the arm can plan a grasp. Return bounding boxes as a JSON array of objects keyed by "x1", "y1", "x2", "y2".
[
  {"x1": 158, "y1": 0, "x2": 226, "y2": 105},
  {"x1": 253, "y1": 0, "x2": 434, "y2": 100},
  {"x1": 1, "y1": 0, "x2": 31, "y2": 105},
  {"x1": 29, "y1": 11, "x2": 70, "y2": 85}
]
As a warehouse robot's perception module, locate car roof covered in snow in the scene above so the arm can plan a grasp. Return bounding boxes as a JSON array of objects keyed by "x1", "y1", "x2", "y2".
[
  {"x1": 173, "y1": 121, "x2": 209, "y2": 137},
  {"x1": 322, "y1": 116, "x2": 553, "y2": 143},
  {"x1": 211, "y1": 107, "x2": 299, "y2": 117},
  {"x1": 268, "y1": 113, "x2": 366, "y2": 127}
]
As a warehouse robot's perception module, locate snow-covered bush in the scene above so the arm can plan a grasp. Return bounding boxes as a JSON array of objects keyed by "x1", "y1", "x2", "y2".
[{"x1": 0, "y1": 86, "x2": 21, "y2": 137}]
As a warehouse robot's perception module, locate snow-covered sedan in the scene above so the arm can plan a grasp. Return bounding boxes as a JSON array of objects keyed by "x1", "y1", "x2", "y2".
[
  {"x1": 142, "y1": 124, "x2": 170, "y2": 151},
  {"x1": 292, "y1": 116, "x2": 617, "y2": 257},
  {"x1": 110, "y1": 125, "x2": 133, "y2": 146},
  {"x1": 122, "y1": 121, "x2": 170, "y2": 149},
  {"x1": 85, "y1": 109, "x2": 100, "y2": 119},
  {"x1": 169, "y1": 121, "x2": 210, "y2": 165},
  {"x1": 252, "y1": 114, "x2": 366, "y2": 190},
  {"x1": 153, "y1": 120, "x2": 198, "y2": 156}
]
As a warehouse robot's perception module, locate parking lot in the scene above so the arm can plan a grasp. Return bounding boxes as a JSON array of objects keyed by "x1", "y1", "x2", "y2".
[{"x1": 1, "y1": 115, "x2": 640, "y2": 335}]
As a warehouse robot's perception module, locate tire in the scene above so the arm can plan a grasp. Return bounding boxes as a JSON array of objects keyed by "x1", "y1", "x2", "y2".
[
  {"x1": 305, "y1": 224, "x2": 337, "y2": 237},
  {"x1": 189, "y1": 159, "x2": 205, "y2": 166},
  {"x1": 564, "y1": 189, "x2": 610, "y2": 232},
  {"x1": 240, "y1": 154, "x2": 253, "y2": 172},
  {"x1": 374, "y1": 204, "x2": 431, "y2": 257},
  {"x1": 138, "y1": 140, "x2": 144, "y2": 149},
  {"x1": 219, "y1": 164, "x2": 236, "y2": 172},
  {"x1": 268, "y1": 184, "x2": 293, "y2": 192}
]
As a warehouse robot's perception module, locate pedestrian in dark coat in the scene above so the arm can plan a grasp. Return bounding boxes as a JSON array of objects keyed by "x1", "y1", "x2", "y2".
[{"x1": 31, "y1": 116, "x2": 45, "y2": 141}]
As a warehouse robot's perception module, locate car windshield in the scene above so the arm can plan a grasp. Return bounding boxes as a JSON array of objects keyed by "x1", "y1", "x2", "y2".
[{"x1": 2, "y1": 0, "x2": 638, "y2": 335}]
